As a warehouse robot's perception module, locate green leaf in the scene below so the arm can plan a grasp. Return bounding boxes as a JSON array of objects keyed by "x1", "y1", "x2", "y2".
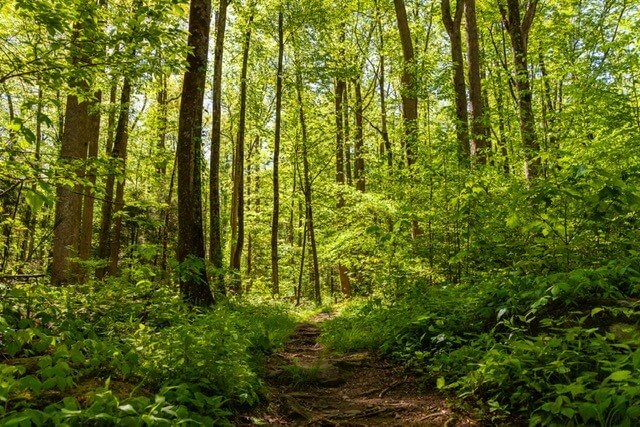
[
  {"x1": 118, "y1": 404, "x2": 138, "y2": 414},
  {"x1": 19, "y1": 375, "x2": 42, "y2": 393},
  {"x1": 436, "y1": 377, "x2": 445, "y2": 389},
  {"x1": 606, "y1": 370, "x2": 631, "y2": 382}
]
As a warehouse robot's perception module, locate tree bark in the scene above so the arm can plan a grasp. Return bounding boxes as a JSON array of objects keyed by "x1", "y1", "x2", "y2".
[
  {"x1": 499, "y1": 0, "x2": 540, "y2": 179},
  {"x1": 335, "y1": 78, "x2": 346, "y2": 207},
  {"x1": 353, "y1": 78, "x2": 365, "y2": 192},
  {"x1": 296, "y1": 72, "x2": 321, "y2": 305},
  {"x1": 176, "y1": 0, "x2": 214, "y2": 306},
  {"x1": 230, "y1": 13, "x2": 254, "y2": 290},
  {"x1": 442, "y1": 0, "x2": 470, "y2": 164},
  {"x1": 375, "y1": 0, "x2": 392, "y2": 169},
  {"x1": 465, "y1": 0, "x2": 491, "y2": 163},
  {"x1": 393, "y1": 0, "x2": 418, "y2": 167},
  {"x1": 271, "y1": 9, "x2": 284, "y2": 296},
  {"x1": 97, "y1": 79, "x2": 131, "y2": 279},
  {"x1": 78, "y1": 91, "x2": 101, "y2": 265},
  {"x1": 108, "y1": 81, "x2": 131, "y2": 277},
  {"x1": 343, "y1": 82, "x2": 353, "y2": 186},
  {"x1": 209, "y1": 0, "x2": 228, "y2": 295},
  {"x1": 51, "y1": 10, "x2": 101, "y2": 285},
  {"x1": 51, "y1": 93, "x2": 92, "y2": 285}
]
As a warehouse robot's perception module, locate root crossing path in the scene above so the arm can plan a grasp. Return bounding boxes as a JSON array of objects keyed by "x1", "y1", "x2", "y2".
[{"x1": 238, "y1": 314, "x2": 478, "y2": 426}]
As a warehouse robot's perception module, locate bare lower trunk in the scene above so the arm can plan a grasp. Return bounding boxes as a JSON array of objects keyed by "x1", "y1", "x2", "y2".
[
  {"x1": 296, "y1": 72, "x2": 321, "y2": 305},
  {"x1": 78, "y1": 91, "x2": 101, "y2": 265},
  {"x1": 176, "y1": 0, "x2": 214, "y2": 306},
  {"x1": 97, "y1": 79, "x2": 131, "y2": 279},
  {"x1": 51, "y1": 94, "x2": 92, "y2": 285}
]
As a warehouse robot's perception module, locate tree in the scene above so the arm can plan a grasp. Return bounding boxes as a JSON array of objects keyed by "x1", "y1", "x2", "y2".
[
  {"x1": 393, "y1": 0, "x2": 418, "y2": 167},
  {"x1": 209, "y1": 0, "x2": 228, "y2": 296},
  {"x1": 271, "y1": 7, "x2": 284, "y2": 296},
  {"x1": 176, "y1": 0, "x2": 214, "y2": 306},
  {"x1": 51, "y1": 3, "x2": 103, "y2": 285},
  {"x1": 499, "y1": 0, "x2": 540, "y2": 179},
  {"x1": 353, "y1": 77, "x2": 365, "y2": 192},
  {"x1": 230, "y1": 10, "x2": 254, "y2": 290},
  {"x1": 442, "y1": 0, "x2": 470, "y2": 164},
  {"x1": 374, "y1": 0, "x2": 392, "y2": 168},
  {"x1": 295, "y1": 70, "x2": 320, "y2": 305},
  {"x1": 465, "y1": 0, "x2": 491, "y2": 163}
]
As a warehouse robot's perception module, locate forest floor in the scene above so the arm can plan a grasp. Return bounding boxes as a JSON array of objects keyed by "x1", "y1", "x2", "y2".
[{"x1": 236, "y1": 313, "x2": 479, "y2": 426}]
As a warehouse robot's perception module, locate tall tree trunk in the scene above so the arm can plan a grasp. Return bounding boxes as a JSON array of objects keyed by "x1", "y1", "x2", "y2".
[
  {"x1": 538, "y1": 47, "x2": 557, "y2": 157},
  {"x1": 296, "y1": 72, "x2": 321, "y2": 305},
  {"x1": 442, "y1": 0, "x2": 469, "y2": 164},
  {"x1": 375, "y1": 0, "x2": 392, "y2": 168},
  {"x1": 156, "y1": 73, "x2": 168, "y2": 175},
  {"x1": 499, "y1": 0, "x2": 540, "y2": 179},
  {"x1": 335, "y1": 78, "x2": 346, "y2": 207},
  {"x1": 209, "y1": 0, "x2": 228, "y2": 295},
  {"x1": 230, "y1": 12, "x2": 253, "y2": 289},
  {"x1": 24, "y1": 87, "x2": 44, "y2": 262},
  {"x1": 51, "y1": 4, "x2": 102, "y2": 285},
  {"x1": 161, "y1": 156, "x2": 177, "y2": 273},
  {"x1": 343, "y1": 82, "x2": 353, "y2": 186},
  {"x1": 334, "y1": 78, "x2": 351, "y2": 297},
  {"x1": 51, "y1": 93, "x2": 93, "y2": 285},
  {"x1": 465, "y1": 0, "x2": 491, "y2": 163},
  {"x1": 353, "y1": 78, "x2": 365, "y2": 192},
  {"x1": 271, "y1": 9, "x2": 284, "y2": 296},
  {"x1": 295, "y1": 220, "x2": 307, "y2": 306},
  {"x1": 393, "y1": 0, "x2": 418, "y2": 167},
  {"x1": 97, "y1": 79, "x2": 131, "y2": 279},
  {"x1": 1, "y1": 91, "x2": 18, "y2": 271},
  {"x1": 176, "y1": 0, "x2": 214, "y2": 306},
  {"x1": 78, "y1": 91, "x2": 102, "y2": 265},
  {"x1": 108, "y1": 81, "x2": 131, "y2": 276}
]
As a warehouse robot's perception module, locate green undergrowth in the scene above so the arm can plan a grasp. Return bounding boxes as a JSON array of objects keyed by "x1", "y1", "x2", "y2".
[
  {"x1": 320, "y1": 256, "x2": 640, "y2": 425},
  {"x1": 0, "y1": 279, "x2": 297, "y2": 426}
]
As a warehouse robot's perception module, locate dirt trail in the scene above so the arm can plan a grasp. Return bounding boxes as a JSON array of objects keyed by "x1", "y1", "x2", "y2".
[{"x1": 238, "y1": 314, "x2": 478, "y2": 426}]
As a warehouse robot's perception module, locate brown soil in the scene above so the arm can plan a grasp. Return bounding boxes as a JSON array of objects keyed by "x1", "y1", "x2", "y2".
[{"x1": 237, "y1": 313, "x2": 479, "y2": 426}]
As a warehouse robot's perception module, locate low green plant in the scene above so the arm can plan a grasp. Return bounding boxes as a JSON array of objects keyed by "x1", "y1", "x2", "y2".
[
  {"x1": 282, "y1": 360, "x2": 322, "y2": 386},
  {"x1": 320, "y1": 256, "x2": 640, "y2": 425},
  {"x1": 0, "y1": 279, "x2": 297, "y2": 425}
]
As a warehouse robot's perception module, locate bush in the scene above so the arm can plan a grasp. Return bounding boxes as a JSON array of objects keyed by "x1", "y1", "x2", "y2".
[
  {"x1": 320, "y1": 256, "x2": 640, "y2": 425},
  {"x1": 0, "y1": 279, "x2": 296, "y2": 425}
]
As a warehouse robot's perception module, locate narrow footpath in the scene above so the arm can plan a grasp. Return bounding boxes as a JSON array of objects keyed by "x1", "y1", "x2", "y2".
[{"x1": 238, "y1": 314, "x2": 478, "y2": 426}]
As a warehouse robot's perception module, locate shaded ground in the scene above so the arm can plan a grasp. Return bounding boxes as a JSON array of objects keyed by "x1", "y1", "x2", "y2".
[{"x1": 238, "y1": 314, "x2": 478, "y2": 426}]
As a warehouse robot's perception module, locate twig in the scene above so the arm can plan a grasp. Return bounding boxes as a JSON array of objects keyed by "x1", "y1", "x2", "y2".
[{"x1": 379, "y1": 379, "x2": 404, "y2": 398}]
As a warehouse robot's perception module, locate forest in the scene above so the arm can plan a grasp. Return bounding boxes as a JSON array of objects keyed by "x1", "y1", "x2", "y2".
[{"x1": 1, "y1": 0, "x2": 640, "y2": 424}]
